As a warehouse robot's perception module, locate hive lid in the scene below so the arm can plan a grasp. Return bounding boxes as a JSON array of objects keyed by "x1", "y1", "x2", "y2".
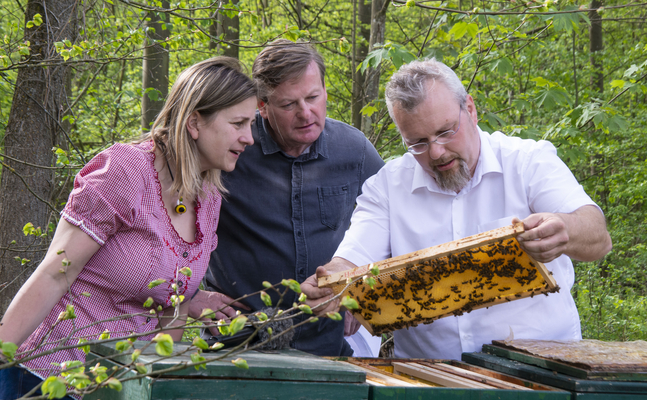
[{"x1": 318, "y1": 223, "x2": 558, "y2": 334}]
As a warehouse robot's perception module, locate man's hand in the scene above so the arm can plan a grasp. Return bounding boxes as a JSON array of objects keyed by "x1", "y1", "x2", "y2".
[
  {"x1": 302, "y1": 266, "x2": 340, "y2": 316},
  {"x1": 344, "y1": 311, "x2": 361, "y2": 337},
  {"x1": 302, "y1": 257, "x2": 359, "y2": 316},
  {"x1": 188, "y1": 290, "x2": 250, "y2": 335},
  {"x1": 513, "y1": 213, "x2": 569, "y2": 263},
  {"x1": 513, "y1": 205, "x2": 612, "y2": 263}
]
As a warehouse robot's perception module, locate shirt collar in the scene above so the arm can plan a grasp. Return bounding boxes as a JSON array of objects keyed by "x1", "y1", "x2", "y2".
[
  {"x1": 257, "y1": 114, "x2": 328, "y2": 160},
  {"x1": 410, "y1": 127, "x2": 503, "y2": 194}
]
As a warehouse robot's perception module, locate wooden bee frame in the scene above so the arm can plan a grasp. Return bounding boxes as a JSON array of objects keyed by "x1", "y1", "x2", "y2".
[{"x1": 318, "y1": 223, "x2": 559, "y2": 335}]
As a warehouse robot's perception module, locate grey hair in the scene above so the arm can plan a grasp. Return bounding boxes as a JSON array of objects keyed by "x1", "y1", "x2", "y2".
[{"x1": 385, "y1": 58, "x2": 467, "y2": 119}]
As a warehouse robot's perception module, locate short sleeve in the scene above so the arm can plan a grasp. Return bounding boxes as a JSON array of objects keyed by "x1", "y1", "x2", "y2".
[
  {"x1": 61, "y1": 143, "x2": 148, "y2": 245},
  {"x1": 335, "y1": 171, "x2": 391, "y2": 266},
  {"x1": 523, "y1": 140, "x2": 597, "y2": 214}
]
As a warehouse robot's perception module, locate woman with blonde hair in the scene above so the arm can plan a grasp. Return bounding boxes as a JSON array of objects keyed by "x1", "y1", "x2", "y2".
[{"x1": 0, "y1": 56, "x2": 256, "y2": 398}]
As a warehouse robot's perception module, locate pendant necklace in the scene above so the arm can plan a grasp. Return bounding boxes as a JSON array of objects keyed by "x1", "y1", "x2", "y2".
[{"x1": 165, "y1": 156, "x2": 186, "y2": 214}]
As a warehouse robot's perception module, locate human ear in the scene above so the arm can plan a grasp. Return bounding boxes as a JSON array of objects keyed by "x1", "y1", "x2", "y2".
[
  {"x1": 465, "y1": 95, "x2": 478, "y2": 125},
  {"x1": 258, "y1": 100, "x2": 268, "y2": 119},
  {"x1": 186, "y1": 111, "x2": 200, "y2": 140}
]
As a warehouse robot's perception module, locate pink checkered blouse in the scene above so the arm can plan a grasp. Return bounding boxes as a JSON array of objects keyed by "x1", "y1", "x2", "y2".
[{"x1": 19, "y1": 141, "x2": 221, "y2": 377}]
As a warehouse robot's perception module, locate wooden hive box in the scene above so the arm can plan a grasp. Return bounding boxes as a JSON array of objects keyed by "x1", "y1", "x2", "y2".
[{"x1": 318, "y1": 223, "x2": 559, "y2": 334}]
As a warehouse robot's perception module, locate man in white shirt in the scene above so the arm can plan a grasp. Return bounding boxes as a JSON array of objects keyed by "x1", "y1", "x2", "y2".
[{"x1": 302, "y1": 59, "x2": 612, "y2": 360}]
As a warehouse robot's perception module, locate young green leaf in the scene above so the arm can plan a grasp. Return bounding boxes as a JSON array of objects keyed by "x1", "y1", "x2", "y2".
[
  {"x1": 326, "y1": 312, "x2": 343, "y2": 321},
  {"x1": 232, "y1": 358, "x2": 249, "y2": 369},
  {"x1": 143, "y1": 297, "x2": 154, "y2": 308},
  {"x1": 341, "y1": 296, "x2": 359, "y2": 310},
  {"x1": 210, "y1": 342, "x2": 225, "y2": 350},
  {"x1": 199, "y1": 308, "x2": 216, "y2": 319},
  {"x1": 298, "y1": 293, "x2": 307, "y2": 302},
  {"x1": 228, "y1": 315, "x2": 248, "y2": 335},
  {"x1": 281, "y1": 279, "x2": 301, "y2": 293},
  {"x1": 78, "y1": 338, "x2": 90, "y2": 355},
  {"x1": 179, "y1": 267, "x2": 192, "y2": 276},
  {"x1": 370, "y1": 263, "x2": 380, "y2": 276},
  {"x1": 148, "y1": 279, "x2": 166, "y2": 289},
  {"x1": 115, "y1": 340, "x2": 132, "y2": 352},
  {"x1": 152, "y1": 333, "x2": 174, "y2": 356},
  {"x1": 190, "y1": 352, "x2": 207, "y2": 370},
  {"x1": 131, "y1": 349, "x2": 141, "y2": 362},
  {"x1": 298, "y1": 304, "x2": 312, "y2": 314},
  {"x1": 106, "y1": 377, "x2": 123, "y2": 391},
  {"x1": 192, "y1": 337, "x2": 209, "y2": 350},
  {"x1": 41, "y1": 376, "x2": 67, "y2": 399},
  {"x1": 260, "y1": 291, "x2": 272, "y2": 306},
  {"x1": 1, "y1": 341, "x2": 17, "y2": 361}
]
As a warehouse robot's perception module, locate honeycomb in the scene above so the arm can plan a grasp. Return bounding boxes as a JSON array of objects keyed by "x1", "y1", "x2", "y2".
[{"x1": 320, "y1": 224, "x2": 559, "y2": 334}]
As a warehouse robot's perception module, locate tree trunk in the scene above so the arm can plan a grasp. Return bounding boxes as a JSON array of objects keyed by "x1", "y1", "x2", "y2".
[
  {"x1": 351, "y1": 0, "x2": 371, "y2": 131},
  {"x1": 210, "y1": 0, "x2": 240, "y2": 59},
  {"x1": 0, "y1": 0, "x2": 77, "y2": 315},
  {"x1": 589, "y1": 0, "x2": 603, "y2": 93},
  {"x1": 141, "y1": 2, "x2": 170, "y2": 131},
  {"x1": 361, "y1": 0, "x2": 387, "y2": 135}
]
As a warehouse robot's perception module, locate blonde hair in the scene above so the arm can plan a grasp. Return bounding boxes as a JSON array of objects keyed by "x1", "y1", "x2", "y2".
[{"x1": 139, "y1": 57, "x2": 256, "y2": 199}]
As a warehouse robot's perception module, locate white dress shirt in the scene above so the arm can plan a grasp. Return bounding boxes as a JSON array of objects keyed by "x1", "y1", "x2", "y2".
[{"x1": 335, "y1": 129, "x2": 596, "y2": 360}]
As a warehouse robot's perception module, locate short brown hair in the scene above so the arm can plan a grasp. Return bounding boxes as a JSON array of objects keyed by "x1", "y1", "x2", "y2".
[{"x1": 253, "y1": 39, "x2": 326, "y2": 102}]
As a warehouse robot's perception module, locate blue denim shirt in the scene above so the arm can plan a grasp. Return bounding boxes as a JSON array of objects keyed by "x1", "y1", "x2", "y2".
[{"x1": 205, "y1": 112, "x2": 384, "y2": 356}]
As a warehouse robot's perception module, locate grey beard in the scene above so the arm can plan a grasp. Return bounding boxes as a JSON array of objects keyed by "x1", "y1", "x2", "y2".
[{"x1": 432, "y1": 158, "x2": 471, "y2": 192}]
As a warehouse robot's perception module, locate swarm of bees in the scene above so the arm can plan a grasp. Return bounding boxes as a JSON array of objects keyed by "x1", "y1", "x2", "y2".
[{"x1": 320, "y1": 224, "x2": 559, "y2": 334}]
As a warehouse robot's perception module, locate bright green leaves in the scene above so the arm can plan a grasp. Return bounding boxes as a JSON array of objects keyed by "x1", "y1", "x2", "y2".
[
  {"x1": 340, "y1": 296, "x2": 359, "y2": 310},
  {"x1": 228, "y1": 315, "x2": 248, "y2": 335},
  {"x1": 192, "y1": 337, "x2": 209, "y2": 350},
  {"x1": 281, "y1": 279, "x2": 301, "y2": 293},
  {"x1": 42, "y1": 376, "x2": 67, "y2": 399},
  {"x1": 115, "y1": 340, "x2": 133, "y2": 353},
  {"x1": 199, "y1": 308, "x2": 216, "y2": 319},
  {"x1": 232, "y1": 358, "x2": 249, "y2": 369},
  {"x1": 23, "y1": 222, "x2": 46, "y2": 237},
  {"x1": 339, "y1": 37, "x2": 351, "y2": 53},
  {"x1": 179, "y1": 267, "x2": 192, "y2": 277},
  {"x1": 369, "y1": 264, "x2": 380, "y2": 276},
  {"x1": 148, "y1": 279, "x2": 166, "y2": 289},
  {"x1": 143, "y1": 297, "x2": 154, "y2": 308},
  {"x1": 360, "y1": 42, "x2": 417, "y2": 73},
  {"x1": 260, "y1": 291, "x2": 272, "y2": 306},
  {"x1": 448, "y1": 21, "x2": 479, "y2": 40},
  {"x1": 25, "y1": 13, "x2": 43, "y2": 29},
  {"x1": 326, "y1": 312, "x2": 343, "y2": 321},
  {"x1": 531, "y1": 77, "x2": 572, "y2": 110},
  {"x1": 152, "y1": 333, "x2": 174, "y2": 356},
  {"x1": 489, "y1": 57, "x2": 513, "y2": 76},
  {"x1": 190, "y1": 352, "x2": 207, "y2": 370},
  {"x1": 298, "y1": 304, "x2": 312, "y2": 314},
  {"x1": 58, "y1": 304, "x2": 77, "y2": 321},
  {"x1": 284, "y1": 25, "x2": 310, "y2": 42},
  {"x1": 551, "y1": 6, "x2": 589, "y2": 33},
  {"x1": 1, "y1": 340, "x2": 17, "y2": 361},
  {"x1": 77, "y1": 338, "x2": 90, "y2": 355},
  {"x1": 106, "y1": 377, "x2": 123, "y2": 391}
]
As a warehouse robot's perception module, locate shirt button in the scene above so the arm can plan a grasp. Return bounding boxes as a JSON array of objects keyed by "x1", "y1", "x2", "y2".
[
  {"x1": 182, "y1": 251, "x2": 188, "y2": 258},
  {"x1": 146, "y1": 317, "x2": 151, "y2": 323},
  {"x1": 297, "y1": 231, "x2": 302, "y2": 237},
  {"x1": 178, "y1": 281, "x2": 183, "y2": 287},
  {"x1": 294, "y1": 194, "x2": 299, "y2": 200}
]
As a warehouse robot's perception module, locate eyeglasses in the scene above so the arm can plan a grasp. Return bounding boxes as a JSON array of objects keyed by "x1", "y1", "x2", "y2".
[{"x1": 402, "y1": 107, "x2": 463, "y2": 155}]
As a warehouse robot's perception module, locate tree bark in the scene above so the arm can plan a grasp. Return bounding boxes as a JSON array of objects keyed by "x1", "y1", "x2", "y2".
[
  {"x1": 141, "y1": 2, "x2": 170, "y2": 131},
  {"x1": 0, "y1": 0, "x2": 77, "y2": 315},
  {"x1": 351, "y1": 0, "x2": 371, "y2": 130},
  {"x1": 210, "y1": 0, "x2": 240, "y2": 59},
  {"x1": 361, "y1": 0, "x2": 387, "y2": 135},
  {"x1": 589, "y1": 0, "x2": 603, "y2": 93}
]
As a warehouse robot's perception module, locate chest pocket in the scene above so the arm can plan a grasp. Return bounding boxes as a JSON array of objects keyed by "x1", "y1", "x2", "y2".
[{"x1": 318, "y1": 184, "x2": 350, "y2": 231}]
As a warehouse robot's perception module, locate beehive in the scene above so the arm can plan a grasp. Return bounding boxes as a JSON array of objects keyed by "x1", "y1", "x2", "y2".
[{"x1": 318, "y1": 223, "x2": 559, "y2": 334}]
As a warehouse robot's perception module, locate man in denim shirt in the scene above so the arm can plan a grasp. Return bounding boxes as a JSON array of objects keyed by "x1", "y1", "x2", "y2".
[{"x1": 189, "y1": 40, "x2": 384, "y2": 356}]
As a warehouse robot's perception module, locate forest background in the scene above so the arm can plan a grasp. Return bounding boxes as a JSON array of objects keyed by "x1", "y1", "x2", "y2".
[{"x1": 0, "y1": 0, "x2": 645, "y2": 344}]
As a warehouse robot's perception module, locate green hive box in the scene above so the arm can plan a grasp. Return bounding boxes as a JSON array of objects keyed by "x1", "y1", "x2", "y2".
[
  {"x1": 463, "y1": 345, "x2": 647, "y2": 400},
  {"x1": 84, "y1": 341, "x2": 368, "y2": 400}
]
